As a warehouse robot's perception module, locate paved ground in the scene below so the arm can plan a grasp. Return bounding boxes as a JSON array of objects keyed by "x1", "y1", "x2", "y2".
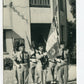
[
  {"x1": 3, "y1": 65, "x2": 76, "y2": 84},
  {"x1": 68, "y1": 64, "x2": 76, "y2": 81},
  {"x1": 3, "y1": 70, "x2": 16, "y2": 84},
  {"x1": 67, "y1": 64, "x2": 76, "y2": 84}
]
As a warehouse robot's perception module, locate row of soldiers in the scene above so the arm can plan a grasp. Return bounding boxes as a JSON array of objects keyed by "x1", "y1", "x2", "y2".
[{"x1": 12, "y1": 43, "x2": 69, "y2": 84}]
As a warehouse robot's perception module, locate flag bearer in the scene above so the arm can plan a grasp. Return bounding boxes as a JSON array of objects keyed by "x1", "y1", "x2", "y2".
[
  {"x1": 12, "y1": 43, "x2": 30, "y2": 84},
  {"x1": 46, "y1": 44, "x2": 64, "y2": 84}
]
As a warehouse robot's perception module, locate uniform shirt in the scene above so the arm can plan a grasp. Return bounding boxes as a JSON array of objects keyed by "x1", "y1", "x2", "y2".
[
  {"x1": 12, "y1": 51, "x2": 30, "y2": 67},
  {"x1": 35, "y1": 50, "x2": 43, "y2": 60}
]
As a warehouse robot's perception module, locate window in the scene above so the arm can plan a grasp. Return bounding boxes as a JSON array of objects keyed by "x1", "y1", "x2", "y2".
[
  {"x1": 30, "y1": 0, "x2": 50, "y2": 7},
  {"x1": 59, "y1": 0, "x2": 63, "y2": 11}
]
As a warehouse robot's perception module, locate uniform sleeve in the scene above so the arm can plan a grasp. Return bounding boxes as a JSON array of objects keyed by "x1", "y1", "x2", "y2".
[
  {"x1": 28, "y1": 49, "x2": 34, "y2": 56},
  {"x1": 59, "y1": 49, "x2": 62, "y2": 56},
  {"x1": 36, "y1": 53, "x2": 44, "y2": 59},
  {"x1": 36, "y1": 53, "x2": 40, "y2": 59},
  {"x1": 12, "y1": 51, "x2": 17, "y2": 61}
]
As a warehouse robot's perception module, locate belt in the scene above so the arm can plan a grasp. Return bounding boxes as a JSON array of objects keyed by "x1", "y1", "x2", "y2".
[
  {"x1": 49, "y1": 60, "x2": 57, "y2": 63},
  {"x1": 30, "y1": 61, "x2": 37, "y2": 64},
  {"x1": 20, "y1": 63, "x2": 28, "y2": 65},
  {"x1": 30, "y1": 59, "x2": 37, "y2": 63},
  {"x1": 16, "y1": 60, "x2": 28, "y2": 64}
]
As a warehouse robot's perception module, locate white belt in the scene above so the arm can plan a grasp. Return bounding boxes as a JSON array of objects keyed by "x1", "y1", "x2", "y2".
[
  {"x1": 30, "y1": 59, "x2": 37, "y2": 63},
  {"x1": 20, "y1": 63, "x2": 28, "y2": 65}
]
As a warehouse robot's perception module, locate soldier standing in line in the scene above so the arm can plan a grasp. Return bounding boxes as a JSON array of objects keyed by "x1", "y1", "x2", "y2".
[
  {"x1": 12, "y1": 43, "x2": 30, "y2": 84},
  {"x1": 40, "y1": 51, "x2": 49, "y2": 84},
  {"x1": 29, "y1": 48, "x2": 37, "y2": 83},
  {"x1": 47, "y1": 55, "x2": 58, "y2": 84},
  {"x1": 54, "y1": 44, "x2": 65, "y2": 84},
  {"x1": 46, "y1": 43, "x2": 65, "y2": 84},
  {"x1": 35, "y1": 45, "x2": 45, "y2": 84},
  {"x1": 55, "y1": 44, "x2": 69, "y2": 84}
]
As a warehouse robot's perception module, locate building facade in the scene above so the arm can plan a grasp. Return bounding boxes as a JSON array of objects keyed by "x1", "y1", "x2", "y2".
[{"x1": 3, "y1": 0, "x2": 67, "y2": 56}]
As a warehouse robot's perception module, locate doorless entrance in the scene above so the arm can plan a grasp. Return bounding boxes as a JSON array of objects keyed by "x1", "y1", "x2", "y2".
[{"x1": 31, "y1": 24, "x2": 51, "y2": 49}]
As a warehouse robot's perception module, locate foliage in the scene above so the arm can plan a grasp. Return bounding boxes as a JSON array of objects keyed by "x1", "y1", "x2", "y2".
[
  {"x1": 4, "y1": 58, "x2": 13, "y2": 70},
  {"x1": 67, "y1": 21, "x2": 76, "y2": 64},
  {"x1": 69, "y1": 0, "x2": 76, "y2": 18}
]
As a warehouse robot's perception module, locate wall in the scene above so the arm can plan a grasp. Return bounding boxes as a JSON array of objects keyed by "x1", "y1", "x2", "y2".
[
  {"x1": 3, "y1": 0, "x2": 62, "y2": 55},
  {"x1": 3, "y1": 0, "x2": 31, "y2": 55},
  {"x1": 30, "y1": 0, "x2": 53, "y2": 23},
  {"x1": 3, "y1": 0, "x2": 53, "y2": 29},
  {"x1": 30, "y1": 7, "x2": 53, "y2": 23},
  {"x1": 3, "y1": 4, "x2": 12, "y2": 29}
]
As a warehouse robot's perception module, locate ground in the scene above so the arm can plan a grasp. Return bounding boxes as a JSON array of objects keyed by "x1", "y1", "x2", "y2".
[{"x1": 3, "y1": 65, "x2": 76, "y2": 84}]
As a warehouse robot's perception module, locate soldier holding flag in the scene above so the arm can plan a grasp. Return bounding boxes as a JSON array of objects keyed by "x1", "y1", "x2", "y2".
[
  {"x1": 45, "y1": 19, "x2": 60, "y2": 83},
  {"x1": 45, "y1": 7, "x2": 68, "y2": 83},
  {"x1": 12, "y1": 43, "x2": 30, "y2": 84}
]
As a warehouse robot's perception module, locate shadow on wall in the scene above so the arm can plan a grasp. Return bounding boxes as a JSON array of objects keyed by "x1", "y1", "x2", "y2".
[
  {"x1": 5, "y1": 29, "x2": 21, "y2": 39},
  {"x1": 3, "y1": 29, "x2": 22, "y2": 53}
]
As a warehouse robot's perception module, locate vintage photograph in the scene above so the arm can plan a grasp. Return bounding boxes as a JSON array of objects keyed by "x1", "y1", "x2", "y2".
[{"x1": 3, "y1": 0, "x2": 76, "y2": 84}]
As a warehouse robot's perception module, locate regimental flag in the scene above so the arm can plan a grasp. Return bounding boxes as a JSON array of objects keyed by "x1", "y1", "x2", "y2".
[{"x1": 46, "y1": 6, "x2": 60, "y2": 59}]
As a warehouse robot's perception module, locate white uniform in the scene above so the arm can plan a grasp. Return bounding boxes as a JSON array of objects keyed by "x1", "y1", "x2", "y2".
[
  {"x1": 35, "y1": 51, "x2": 43, "y2": 84},
  {"x1": 46, "y1": 48, "x2": 63, "y2": 83},
  {"x1": 55, "y1": 49, "x2": 69, "y2": 84},
  {"x1": 12, "y1": 51, "x2": 30, "y2": 84},
  {"x1": 28, "y1": 49, "x2": 36, "y2": 83}
]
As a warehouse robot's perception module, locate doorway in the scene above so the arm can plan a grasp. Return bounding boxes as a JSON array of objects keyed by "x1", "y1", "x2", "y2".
[{"x1": 31, "y1": 23, "x2": 51, "y2": 49}]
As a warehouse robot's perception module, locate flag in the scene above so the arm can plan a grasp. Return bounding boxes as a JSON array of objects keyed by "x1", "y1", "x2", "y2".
[
  {"x1": 46, "y1": 23, "x2": 59, "y2": 59},
  {"x1": 46, "y1": 6, "x2": 60, "y2": 59}
]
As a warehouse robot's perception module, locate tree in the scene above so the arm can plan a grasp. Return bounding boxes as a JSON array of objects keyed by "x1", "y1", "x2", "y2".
[
  {"x1": 67, "y1": 21, "x2": 76, "y2": 64},
  {"x1": 69, "y1": 0, "x2": 76, "y2": 18},
  {"x1": 67, "y1": 0, "x2": 76, "y2": 64}
]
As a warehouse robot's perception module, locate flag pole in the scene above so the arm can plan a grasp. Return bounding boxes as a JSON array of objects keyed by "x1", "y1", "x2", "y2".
[
  {"x1": 9, "y1": 1, "x2": 15, "y2": 53},
  {"x1": 25, "y1": 0, "x2": 31, "y2": 50},
  {"x1": 25, "y1": 0, "x2": 31, "y2": 83}
]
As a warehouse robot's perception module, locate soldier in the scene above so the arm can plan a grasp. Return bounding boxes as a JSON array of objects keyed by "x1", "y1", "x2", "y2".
[
  {"x1": 12, "y1": 43, "x2": 30, "y2": 84},
  {"x1": 35, "y1": 45, "x2": 44, "y2": 84},
  {"x1": 46, "y1": 44, "x2": 65, "y2": 84},
  {"x1": 54, "y1": 44, "x2": 65, "y2": 84},
  {"x1": 55, "y1": 44, "x2": 69, "y2": 84},
  {"x1": 40, "y1": 51, "x2": 49, "y2": 84},
  {"x1": 29, "y1": 48, "x2": 37, "y2": 83},
  {"x1": 47, "y1": 56, "x2": 57, "y2": 83}
]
